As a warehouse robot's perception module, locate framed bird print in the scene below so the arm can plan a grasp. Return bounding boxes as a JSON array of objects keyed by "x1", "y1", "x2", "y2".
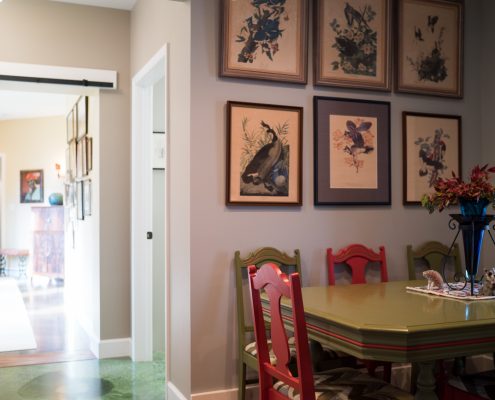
[
  {"x1": 396, "y1": 0, "x2": 464, "y2": 98},
  {"x1": 220, "y1": 0, "x2": 309, "y2": 84},
  {"x1": 314, "y1": 0, "x2": 391, "y2": 91},
  {"x1": 314, "y1": 96, "x2": 390, "y2": 205},
  {"x1": 226, "y1": 101, "x2": 302, "y2": 206},
  {"x1": 403, "y1": 112, "x2": 461, "y2": 205}
]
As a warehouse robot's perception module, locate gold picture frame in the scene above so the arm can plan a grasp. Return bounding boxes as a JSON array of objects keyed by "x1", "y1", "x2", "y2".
[
  {"x1": 220, "y1": 0, "x2": 309, "y2": 84},
  {"x1": 396, "y1": 0, "x2": 464, "y2": 98},
  {"x1": 314, "y1": 0, "x2": 391, "y2": 91}
]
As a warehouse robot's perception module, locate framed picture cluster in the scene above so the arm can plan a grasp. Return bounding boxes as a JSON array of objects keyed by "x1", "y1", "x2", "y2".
[
  {"x1": 220, "y1": 0, "x2": 464, "y2": 98},
  {"x1": 65, "y1": 95, "x2": 92, "y2": 220}
]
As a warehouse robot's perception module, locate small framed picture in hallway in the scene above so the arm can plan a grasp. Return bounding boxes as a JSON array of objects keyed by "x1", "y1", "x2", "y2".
[{"x1": 20, "y1": 169, "x2": 44, "y2": 204}]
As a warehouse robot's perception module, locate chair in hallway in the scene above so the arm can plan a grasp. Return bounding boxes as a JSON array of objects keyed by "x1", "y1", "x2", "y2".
[
  {"x1": 326, "y1": 244, "x2": 392, "y2": 382},
  {"x1": 248, "y1": 262, "x2": 413, "y2": 400}
]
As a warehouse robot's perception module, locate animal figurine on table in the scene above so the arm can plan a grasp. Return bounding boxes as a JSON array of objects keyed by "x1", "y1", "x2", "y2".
[
  {"x1": 480, "y1": 268, "x2": 495, "y2": 296},
  {"x1": 423, "y1": 269, "x2": 444, "y2": 290}
]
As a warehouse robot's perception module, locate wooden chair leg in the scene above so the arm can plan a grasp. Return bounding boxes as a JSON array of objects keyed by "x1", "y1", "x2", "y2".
[
  {"x1": 452, "y1": 356, "x2": 466, "y2": 376},
  {"x1": 238, "y1": 361, "x2": 247, "y2": 400},
  {"x1": 383, "y1": 362, "x2": 392, "y2": 383}
]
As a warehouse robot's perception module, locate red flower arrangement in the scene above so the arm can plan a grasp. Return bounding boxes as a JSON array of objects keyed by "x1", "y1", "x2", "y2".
[{"x1": 421, "y1": 164, "x2": 495, "y2": 213}]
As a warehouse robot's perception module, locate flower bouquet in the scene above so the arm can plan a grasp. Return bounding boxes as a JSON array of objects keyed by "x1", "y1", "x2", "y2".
[{"x1": 421, "y1": 164, "x2": 495, "y2": 214}]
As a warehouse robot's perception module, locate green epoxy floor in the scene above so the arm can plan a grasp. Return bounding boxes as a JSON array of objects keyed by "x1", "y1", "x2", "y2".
[{"x1": 0, "y1": 356, "x2": 166, "y2": 400}]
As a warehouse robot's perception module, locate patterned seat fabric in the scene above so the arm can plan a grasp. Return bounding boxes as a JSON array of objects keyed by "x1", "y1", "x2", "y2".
[
  {"x1": 448, "y1": 370, "x2": 495, "y2": 399},
  {"x1": 274, "y1": 367, "x2": 413, "y2": 400},
  {"x1": 244, "y1": 337, "x2": 297, "y2": 365}
]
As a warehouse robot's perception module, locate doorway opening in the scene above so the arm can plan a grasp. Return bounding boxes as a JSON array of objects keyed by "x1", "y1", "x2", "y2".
[
  {"x1": 0, "y1": 85, "x2": 97, "y2": 367},
  {"x1": 131, "y1": 46, "x2": 168, "y2": 367}
]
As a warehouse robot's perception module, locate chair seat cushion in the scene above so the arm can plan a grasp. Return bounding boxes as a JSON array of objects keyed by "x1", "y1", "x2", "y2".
[
  {"x1": 448, "y1": 370, "x2": 495, "y2": 399},
  {"x1": 273, "y1": 367, "x2": 413, "y2": 399},
  {"x1": 244, "y1": 337, "x2": 297, "y2": 365}
]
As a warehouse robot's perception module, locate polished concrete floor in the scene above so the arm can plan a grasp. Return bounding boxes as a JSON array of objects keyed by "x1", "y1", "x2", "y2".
[{"x1": 0, "y1": 355, "x2": 166, "y2": 400}]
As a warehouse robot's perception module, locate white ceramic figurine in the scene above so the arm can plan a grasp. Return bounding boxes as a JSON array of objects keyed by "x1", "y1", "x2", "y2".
[{"x1": 423, "y1": 269, "x2": 444, "y2": 290}]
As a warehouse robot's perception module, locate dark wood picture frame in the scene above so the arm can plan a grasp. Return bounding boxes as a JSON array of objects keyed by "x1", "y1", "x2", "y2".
[
  {"x1": 314, "y1": 96, "x2": 391, "y2": 205},
  {"x1": 220, "y1": 0, "x2": 309, "y2": 84},
  {"x1": 87, "y1": 137, "x2": 93, "y2": 172},
  {"x1": 396, "y1": 0, "x2": 464, "y2": 98},
  {"x1": 227, "y1": 101, "x2": 303, "y2": 206},
  {"x1": 77, "y1": 95, "x2": 88, "y2": 139},
  {"x1": 20, "y1": 169, "x2": 44, "y2": 204},
  {"x1": 314, "y1": 0, "x2": 391, "y2": 91},
  {"x1": 403, "y1": 111, "x2": 461, "y2": 205}
]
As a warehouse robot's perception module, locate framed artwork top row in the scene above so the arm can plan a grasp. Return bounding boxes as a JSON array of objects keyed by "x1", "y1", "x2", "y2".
[
  {"x1": 220, "y1": 0, "x2": 309, "y2": 84},
  {"x1": 396, "y1": 0, "x2": 464, "y2": 98},
  {"x1": 314, "y1": 0, "x2": 392, "y2": 91},
  {"x1": 220, "y1": 0, "x2": 464, "y2": 98}
]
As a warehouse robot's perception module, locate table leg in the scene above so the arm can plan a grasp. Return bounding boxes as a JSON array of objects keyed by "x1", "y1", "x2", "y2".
[{"x1": 415, "y1": 361, "x2": 437, "y2": 400}]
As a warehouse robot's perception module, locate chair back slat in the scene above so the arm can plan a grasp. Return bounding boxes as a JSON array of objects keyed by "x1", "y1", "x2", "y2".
[
  {"x1": 327, "y1": 244, "x2": 388, "y2": 285},
  {"x1": 235, "y1": 248, "x2": 301, "y2": 349},
  {"x1": 249, "y1": 264, "x2": 314, "y2": 400},
  {"x1": 407, "y1": 241, "x2": 463, "y2": 280}
]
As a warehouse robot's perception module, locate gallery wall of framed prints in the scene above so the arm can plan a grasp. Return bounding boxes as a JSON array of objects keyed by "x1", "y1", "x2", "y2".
[
  {"x1": 65, "y1": 95, "x2": 92, "y2": 221},
  {"x1": 219, "y1": 0, "x2": 465, "y2": 208}
]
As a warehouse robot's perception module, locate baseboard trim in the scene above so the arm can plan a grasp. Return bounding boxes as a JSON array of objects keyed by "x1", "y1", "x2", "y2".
[
  {"x1": 191, "y1": 385, "x2": 257, "y2": 400},
  {"x1": 89, "y1": 337, "x2": 131, "y2": 359},
  {"x1": 167, "y1": 381, "x2": 189, "y2": 400}
]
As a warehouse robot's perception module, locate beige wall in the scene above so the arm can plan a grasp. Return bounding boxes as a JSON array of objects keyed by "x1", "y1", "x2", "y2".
[
  {"x1": 0, "y1": 0, "x2": 131, "y2": 341},
  {"x1": 0, "y1": 116, "x2": 66, "y2": 265},
  {"x1": 190, "y1": 0, "x2": 483, "y2": 394},
  {"x1": 131, "y1": 0, "x2": 191, "y2": 396}
]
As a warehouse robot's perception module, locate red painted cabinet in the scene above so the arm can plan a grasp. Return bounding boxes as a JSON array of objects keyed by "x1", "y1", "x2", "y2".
[{"x1": 31, "y1": 206, "x2": 64, "y2": 279}]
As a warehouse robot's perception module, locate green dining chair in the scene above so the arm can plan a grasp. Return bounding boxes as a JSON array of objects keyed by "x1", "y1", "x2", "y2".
[
  {"x1": 407, "y1": 240, "x2": 465, "y2": 390},
  {"x1": 407, "y1": 240, "x2": 463, "y2": 281},
  {"x1": 235, "y1": 247, "x2": 302, "y2": 400}
]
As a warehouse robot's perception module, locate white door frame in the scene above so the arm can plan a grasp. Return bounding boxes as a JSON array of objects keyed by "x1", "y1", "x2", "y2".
[
  {"x1": 131, "y1": 45, "x2": 169, "y2": 365},
  {"x1": 0, "y1": 153, "x2": 5, "y2": 248}
]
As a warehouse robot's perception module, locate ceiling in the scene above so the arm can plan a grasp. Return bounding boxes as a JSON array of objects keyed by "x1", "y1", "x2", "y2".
[
  {"x1": 0, "y1": 91, "x2": 78, "y2": 121},
  {"x1": 50, "y1": 0, "x2": 137, "y2": 10}
]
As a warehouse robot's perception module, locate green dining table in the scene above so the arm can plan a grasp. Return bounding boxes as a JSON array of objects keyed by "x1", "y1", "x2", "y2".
[{"x1": 261, "y1": 280, "x2": 495, "y2": 400}]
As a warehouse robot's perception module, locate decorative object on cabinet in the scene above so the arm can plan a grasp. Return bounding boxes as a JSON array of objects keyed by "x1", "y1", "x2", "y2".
[
  {"x1": 314, "y1": 96, "x2": 390, "y2": 205},
  {"x1": 227, "y1": 101, "x2": 302, "y2": 206},
  {"x1": 314, "y1": 0, "x2": 391, "y2": 91},
  {"x1": 153, "y1": 131, "x2": 165, "y2": 170},
  {"x1": 31, "y1": 206, "x2": 64, "y2": 280},
  {"x1": 76, "y1": 95, "x2": 88, "y2": 139},
  {"x1": 48, "y1": 193, "x2": 63, "y2": 206},
  {"x1": 220, "y1": 0, "x2": 309, "y2": 84},
  {"x1": 83, "y1": 179, "x2": 92, "y2": 217},
  {"x1": 20, "y1": 169, "x2": 44, "y2": 204},
  {"x1": 396, "y1": 0, "x2": 464, "y2": 98},
  {"x1": 76, "y1": 181, "x2": 84, "y2": 220},
  {"x1": 403, "y1": 112, "x2": 461, "y2": 205}
]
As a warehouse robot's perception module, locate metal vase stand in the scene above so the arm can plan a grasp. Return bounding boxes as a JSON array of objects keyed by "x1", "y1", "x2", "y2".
[{"x1": 442, "y1": 214, "x2": 495, "y2": 296}]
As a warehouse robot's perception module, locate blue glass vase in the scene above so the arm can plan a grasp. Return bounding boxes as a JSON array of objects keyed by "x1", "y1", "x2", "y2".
[{"x1": 459, "y1": 198, "x2": 489, "y2": 280}]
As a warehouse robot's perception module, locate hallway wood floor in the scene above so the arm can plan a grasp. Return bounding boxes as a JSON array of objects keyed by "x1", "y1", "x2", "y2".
[{"x1": 0, "y1": 278, "x2": 94, "y2": 367}]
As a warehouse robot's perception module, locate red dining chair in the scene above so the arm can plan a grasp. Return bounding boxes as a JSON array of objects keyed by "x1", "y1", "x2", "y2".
[
  {"x1": 327, "y1": 244, "x2": 392, "y2": 382},
  {"x1": 248, "y1": 263, "x2": 413, "y2": 399}
]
